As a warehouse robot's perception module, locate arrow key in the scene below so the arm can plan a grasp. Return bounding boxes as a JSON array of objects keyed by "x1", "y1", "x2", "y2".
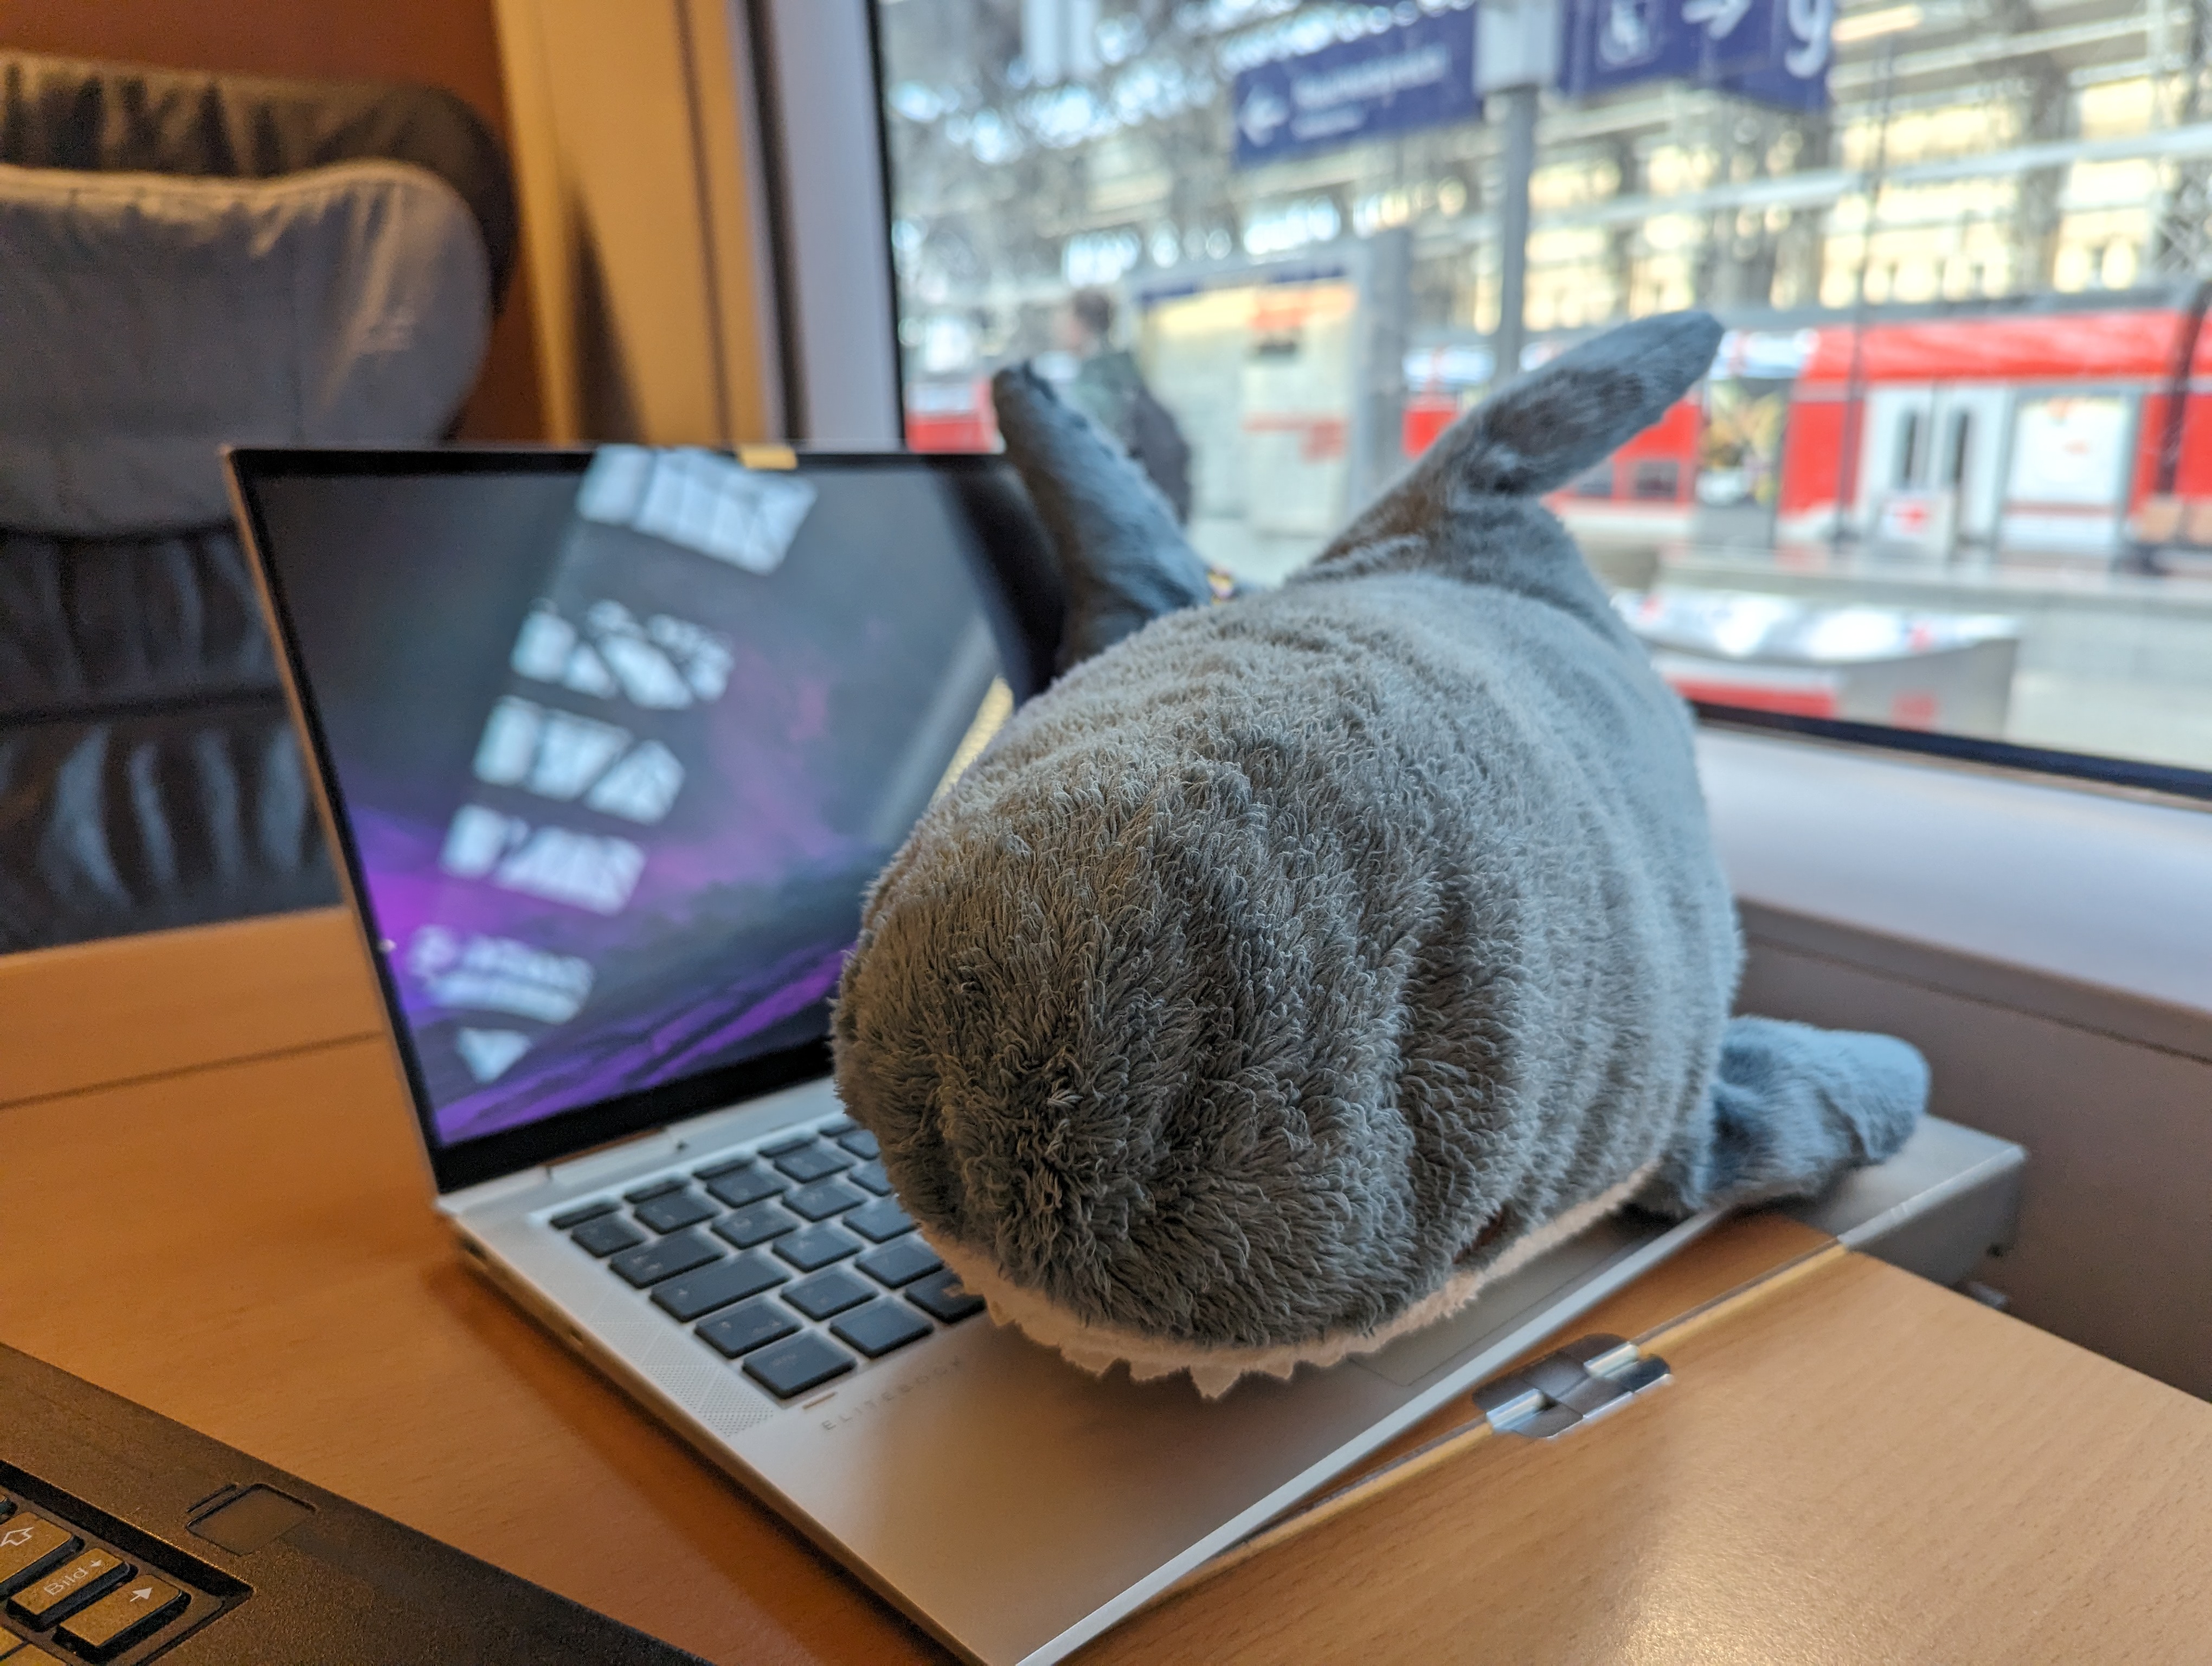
[{"x1": 57, "y1": 1574, "x2": 185, "y2": 1658}]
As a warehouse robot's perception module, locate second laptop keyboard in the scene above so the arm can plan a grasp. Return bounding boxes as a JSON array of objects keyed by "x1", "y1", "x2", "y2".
[{"x1": 546, "y1": 1114, "x2": 985, "y2": 1402}]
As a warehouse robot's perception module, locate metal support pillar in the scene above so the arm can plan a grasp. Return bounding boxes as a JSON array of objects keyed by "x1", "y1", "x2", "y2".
[
  {"x1": 1351, "y1": 226, "x2": 1414, "y2": 512},
  {"x1": 1496, "y1": 84, "x2": 1539, "y2": 383},
  {"x1": 1478, "y1": 0, "x2": 1557, "y2": 385}
]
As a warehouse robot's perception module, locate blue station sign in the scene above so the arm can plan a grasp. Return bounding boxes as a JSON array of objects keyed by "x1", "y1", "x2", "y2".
[
  {"x1": 1233, "y1": 0, "x2": 1831, "y2": 172},
  {"x1": 1558, "y1": 0, "x2": 1832, "y2": 110},
  {"x1": 1232, "y1": 8, "x2": 1482, "y2": 168}
]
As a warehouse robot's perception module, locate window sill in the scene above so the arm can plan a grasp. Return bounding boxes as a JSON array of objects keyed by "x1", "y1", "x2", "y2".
[{"x1": 1697, "y1": 723, "x2": 2212, "y2": 1065}]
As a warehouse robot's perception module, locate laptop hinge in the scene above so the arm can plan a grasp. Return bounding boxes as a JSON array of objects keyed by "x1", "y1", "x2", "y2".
[
  {"x1": 440, "y1": 1086, "x2": 828, "y2": 1217},
  {"x1": 439, "y1": 1126, "x2": 687, "y2": 1217},
  {"x1": 547, "y1": 1130, "x2": 683, "y2": 1187},
  {"x1": 436, "y1": 1169, "x2": 546, "y2": 1218}
]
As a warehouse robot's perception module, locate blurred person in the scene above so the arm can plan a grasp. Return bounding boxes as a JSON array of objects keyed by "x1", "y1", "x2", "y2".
[{"x1": 1058, "y1": 288, "x2": 1193, "y2": 524}]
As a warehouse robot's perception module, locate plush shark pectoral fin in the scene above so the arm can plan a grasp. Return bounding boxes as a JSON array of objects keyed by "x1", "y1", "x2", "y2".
[
  {"x1": 1639, "y1": 1015, "x2": 1930, "y2": 1218},
  {"x1": 991, "y1": 363, "x2": 1214, "y2": 674}
]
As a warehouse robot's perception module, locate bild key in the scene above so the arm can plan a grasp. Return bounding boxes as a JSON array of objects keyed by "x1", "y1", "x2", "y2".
[{"x1": 9, "y1": 1546, "x2": 130, "y2": 1625}]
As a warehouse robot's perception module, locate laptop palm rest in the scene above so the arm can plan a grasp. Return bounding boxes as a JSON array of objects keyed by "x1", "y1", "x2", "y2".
[{"x1": 732, "y1": 1208, "x2": 1714, "y2": 1664}]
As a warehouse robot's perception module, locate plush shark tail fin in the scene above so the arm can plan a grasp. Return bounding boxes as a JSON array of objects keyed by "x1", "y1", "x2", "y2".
[
  {"x1": 992, "y1": 363, "x2": 1214, "y2": 675},
  {"x1": 1423, "y1": 310, "x2": 1724, "y2": 499}
]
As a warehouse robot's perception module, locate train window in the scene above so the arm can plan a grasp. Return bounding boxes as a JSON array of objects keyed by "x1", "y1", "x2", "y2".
[
  {"x1": 1894, "y1": 411, "x2": 1924, "y2": 491},
  {"x1": 1945, "y1": 412, "x2": 1972, "y2": 490},
  {"x1": 873, "y1": 0, "x2": 2212, "y2": 793}
]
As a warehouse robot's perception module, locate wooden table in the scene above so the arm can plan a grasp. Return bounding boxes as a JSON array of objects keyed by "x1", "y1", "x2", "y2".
[{"x1": 5, "y1": 911, "x2": 2211, "y2": 1664}]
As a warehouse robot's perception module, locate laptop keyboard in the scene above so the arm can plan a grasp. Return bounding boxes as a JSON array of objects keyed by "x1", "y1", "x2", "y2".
[
  {"x1": 0, "y1": 1485, "x2": 213, "y2": 1663},
  {"x1": 545, "y1": 1115, "x2": 984, "y2": 1402}
]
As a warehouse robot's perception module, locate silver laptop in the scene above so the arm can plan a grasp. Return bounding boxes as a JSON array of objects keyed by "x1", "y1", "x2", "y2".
[{"x1": 227, "y1": 444, "x2": 1722, "y2": 1665}]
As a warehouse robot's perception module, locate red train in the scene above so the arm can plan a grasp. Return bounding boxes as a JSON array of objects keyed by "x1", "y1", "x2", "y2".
[
  {"x1": 912, "y1": 290, "x2": 2212, "y2": 570},
  {"x1": 1476, "y1": 289, "x2": 2212, "y2": 566}
]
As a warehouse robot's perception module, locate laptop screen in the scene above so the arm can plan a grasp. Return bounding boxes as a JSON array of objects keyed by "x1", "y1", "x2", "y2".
[{"x1": 239, "y1": 448, "x2": 1054, "y2": 1188}]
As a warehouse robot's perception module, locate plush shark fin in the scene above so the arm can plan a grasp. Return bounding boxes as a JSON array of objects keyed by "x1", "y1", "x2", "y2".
[
  {"x1": 1419, "y1": 309, "x2": 1725, "y2": 499},
  {"x1": 1640, "y1": 1015, "x2": 1930, "y2": 1216},
  {"x1": 1307, "y1": 310, "x2": 1725, "y2": 590}
]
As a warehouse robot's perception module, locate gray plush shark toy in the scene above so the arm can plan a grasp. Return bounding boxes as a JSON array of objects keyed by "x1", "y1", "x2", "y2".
[{"x1": 833, "y1": 310, "x2": 1928, "y2": 1395}]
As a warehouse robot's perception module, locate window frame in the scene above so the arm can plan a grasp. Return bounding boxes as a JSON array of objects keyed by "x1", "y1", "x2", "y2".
[{"x1": 749, "y1": 0, "x2": 904, "y2": 445}]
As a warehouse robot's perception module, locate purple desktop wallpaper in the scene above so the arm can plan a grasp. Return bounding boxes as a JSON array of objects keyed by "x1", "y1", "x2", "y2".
[
  {"x1": 352, "y1": 617, "x2": 884, "y2": 1143},
  {"x1": 260, "y1": 454, "x2": 1007, "y2": 1151}
]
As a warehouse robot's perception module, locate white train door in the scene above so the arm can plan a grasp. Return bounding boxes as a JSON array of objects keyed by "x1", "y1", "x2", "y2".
[{"x1": 1860, "y1": 383, "x2": 2009, "y2": 556}]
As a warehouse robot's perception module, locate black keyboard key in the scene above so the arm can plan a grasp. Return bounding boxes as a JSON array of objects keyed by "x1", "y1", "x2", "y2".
[
  {"x1": 700, "y1": 1164, "x2": 782, "y2": 1209},
  {"x1": 696, "y1": 1299, "x2": 800, "y2": 1359},
  {"x1": 57, "y1": 1574, "x2": 186, "y2": 1657},
  {"x1": 713, "y1": 1200, "x2": 799, "y2": 1249},
  {"x1": 623, "y1": 1177, "x2": 684, "y2": 1203},
  {"x1": 858, "y1": 1237, "x2": 943, "y2": 1288},
  {"x1": 774, "y1": 1222, "x2": 863, "y2": 1272},
  {"x1": 548, "y1": 1200, "x2": 615, "y2": 1229},
  {"x1": 633, "y1": 1189, "x2": 716, "y2": 1233},
  {"x1": 772, "y1": 1142, "x2": 852, "y2": 1183},
  {"x1": 844, "y1": 1198, "x2": 915, "y2": 1242},
  {"x1": 783, "y1": 1177, "x2": 866, "y2": 1221},
  {"x1": 651, "y1": 1252, "x2": 787, "y2": 1321},
  {"x1": 818, "y1": 1115, "x2": 857, "y2": 1136},
  {"x1": 743, "y1": 1333, "x2": 854, "y2": 1399},
  {"x1": 609, "y1": 1229, "x2": 721, "y2": 1289},
  {"x1": 782, "y1": 1268, "x2": 874, "y2": 1321},
  {"x1": 0, "y1": 1515, "x2": 79, "y2": 1596},
  {"x1": 570, "y1": 1215, "x2": 646, "y2": 1257},
  {"x1": 848, "y1": 1158, "x2": 893, "y2": 1195},
  {"x1": 832, "y1": 1299, "x2": 934, "y2": 1359},
  {"x1": 10, "y1": 1546, "x2": 130, "y2": 1625},
  {"x1": 906, "y1": 1268, "x2": 987, "y2": 1324},
  {"x1": 757, "y1": 1132, "x2": 815, "y2": 1158},
  {"x1": 835, "y1": 1127, "x2": 880, "y2": 1159}
]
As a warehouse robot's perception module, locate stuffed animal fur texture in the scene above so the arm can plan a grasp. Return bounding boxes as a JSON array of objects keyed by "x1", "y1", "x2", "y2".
[{"x1": 834, "y1": 311, "x2": 1928, "y2": 1396}]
